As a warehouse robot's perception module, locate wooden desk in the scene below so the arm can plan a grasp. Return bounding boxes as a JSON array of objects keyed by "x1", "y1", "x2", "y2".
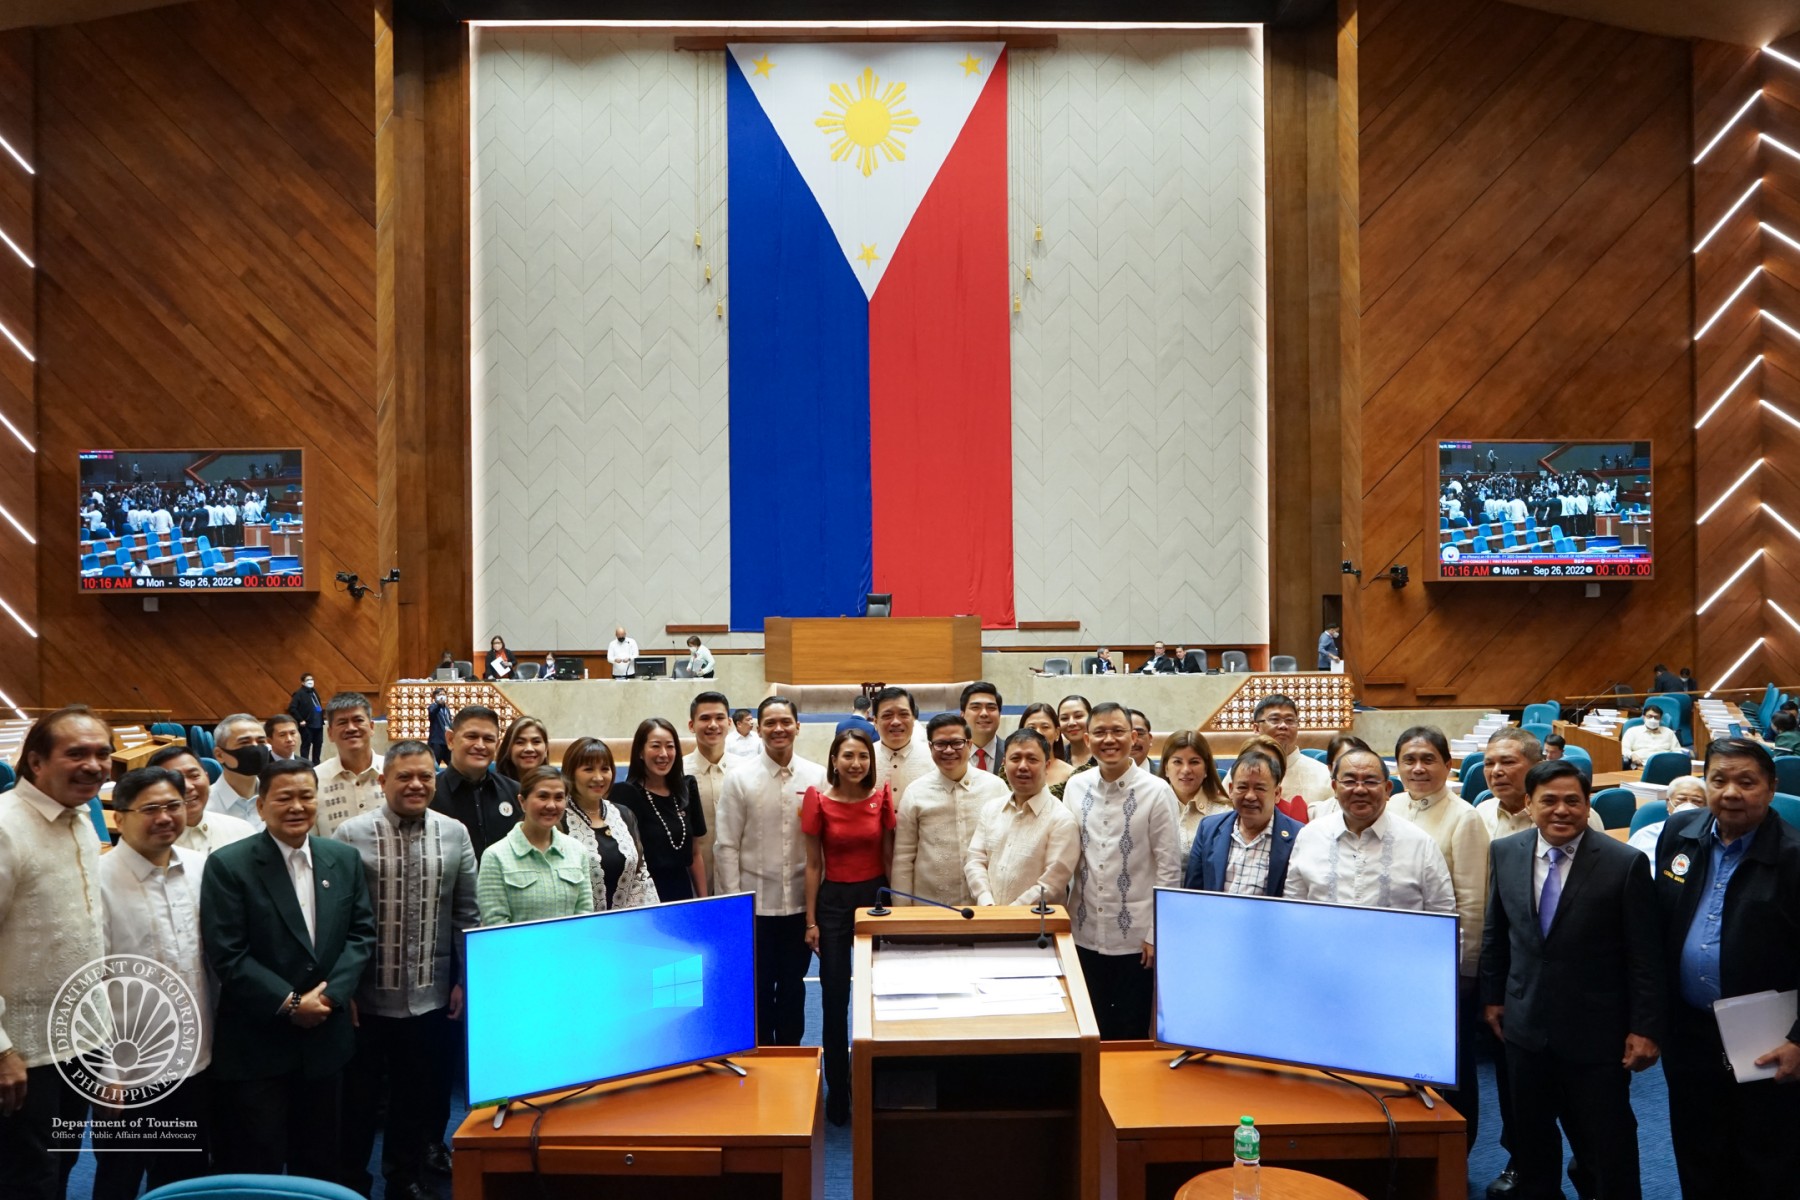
[
  {"x1": 764, "y1": 617, "x2": 980, "y2": 685},
  {"x1": 111, "y1": 738, "x2": 181, "y2": 779},
  {"x1": 451, "y1": 1046, "x2": 822, "y2": 1200},
  {"x1": 1101, "y1": 1045, "x2": 1465, "y2": 1200},
  {"x1": 1177, "y1": 1166, "x2": 1363, "y2": 1200},
  {"x1": 1553, "y1": 722, "x2": 1622, "y2": 774}
]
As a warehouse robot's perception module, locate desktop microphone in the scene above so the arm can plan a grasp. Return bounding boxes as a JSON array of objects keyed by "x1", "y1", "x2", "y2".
[
  {"x1": 873, "y1": 888, "x2": 975, "y2": 919},
  {"x1": 1033, "y1": 884, "x2": 1051, "y2": 949}
]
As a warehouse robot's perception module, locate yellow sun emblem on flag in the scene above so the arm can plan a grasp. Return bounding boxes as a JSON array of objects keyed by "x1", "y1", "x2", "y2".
[{"x1": 815, "y1": 68, "x2": 920, "y2": 177}]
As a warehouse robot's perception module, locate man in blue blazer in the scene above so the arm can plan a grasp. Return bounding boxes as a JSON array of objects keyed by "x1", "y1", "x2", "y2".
[
  {"x1": 201, "y1": 759, "x2": 374, "y2": 1181},
  {"x1": 1181, "y1": 740, "x2": 1302, "y2": 894}
]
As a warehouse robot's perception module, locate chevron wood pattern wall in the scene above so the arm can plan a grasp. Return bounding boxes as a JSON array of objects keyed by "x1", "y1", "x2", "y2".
[
  {"x1": 1354, "y1": 0, "x2": 1698, "y2": 707},
  {"x1": 1009, "y1": 32, "x2": 1269, "y2": 645},
  {"x1": 1691, "y1": 34, "x2": 1800, "y2": 690},
  {"x1": 472, "y1": 31, "x2": 1267, "y2": 648},
  {"x1": 471, "y1": 30, "x2": 730, "y2": 651},
  {"x1": 31, "y1": 0, "x2": 382, "y2": 716},
  {"x1": 0, "y1": 31, "x2": 34, "y2": 718}
]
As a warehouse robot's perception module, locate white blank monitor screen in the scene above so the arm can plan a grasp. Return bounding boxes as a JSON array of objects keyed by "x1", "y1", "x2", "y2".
[
  {"x1": 463, "y1": 893, "x2": 757, "y2": 1105},
  {"x1": 1154, "y1": 888, "x2": 1459, "y2": 1087}
]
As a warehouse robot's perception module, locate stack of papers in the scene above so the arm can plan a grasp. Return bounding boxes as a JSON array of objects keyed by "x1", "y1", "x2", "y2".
[
  {"x1": 871, "y1": 943, "x2": 1068, "y2": 1022},
  {"x1": 1452, "y1": 714, "x2": 1511, "y2": 756}
]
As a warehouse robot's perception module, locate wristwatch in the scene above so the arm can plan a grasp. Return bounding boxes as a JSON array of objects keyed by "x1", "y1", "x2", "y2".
[{"x1": 280, "y1": 991, "x2": 300, "y2": 1017}]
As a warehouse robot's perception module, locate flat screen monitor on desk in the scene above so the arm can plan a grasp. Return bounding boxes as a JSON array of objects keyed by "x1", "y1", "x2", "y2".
[
  {"x1": 553, "y1": 655, "x2": 585, "y2": 681},
  {"x1": 1154, "y1": 889, "x2": 1459, "y2": 1089},
  {"x1": 636, "y1": 656, "x2": 668, "y2": 678},
  {"x1": 464, "y1": 893, "x2": 757, "y2": 1106}
]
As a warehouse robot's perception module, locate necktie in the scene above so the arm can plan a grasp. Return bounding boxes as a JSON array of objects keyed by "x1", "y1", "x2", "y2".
[
  {"x1": 1538, "y1": 846, "x2": 1563, "y2": 937},
  {"x1": 290, "y1": 849, "x2": 317, "y2": 946},
  {"x1": 976, "y1": 747, "x2": 988, "y2": 771}
]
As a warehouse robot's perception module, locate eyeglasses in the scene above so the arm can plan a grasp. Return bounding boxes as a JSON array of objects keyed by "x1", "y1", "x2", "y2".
[
  {"x1": 1091, "y1": 729, "x2": 1133, "y2": 743},
  {"x1": 930, "y1": 739, "x2": 969, "y2": 752},
  {"x1": 1336, "y1": 777, "x2": 1388, "y2": 791},
  {"x1": 1257, "y1": 716, "x2": 1298, "y2": 728},
  {"x1": 126, "y1": 802, "x2": 185, "y2": 818}
]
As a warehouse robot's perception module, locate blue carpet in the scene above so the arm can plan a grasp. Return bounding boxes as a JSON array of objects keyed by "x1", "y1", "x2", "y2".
[{"x1": 65, "y1": 963, "x2": 1675, "y2": 1200}]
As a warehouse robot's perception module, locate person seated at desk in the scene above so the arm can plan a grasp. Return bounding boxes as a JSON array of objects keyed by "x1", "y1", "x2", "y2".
[
  {"x1": 1770, "y1": 710, "x2": 1800, "y2": 753},
  {"x1": 476, "y1": 766, "x2": 593, "y2": 926},
  {"x1": 1543, "y1": 733, "x2": 1567, "y2": 760},
  {"x1": 1159, "y1": 731, "x2": 1230, "y2": 856},
  {"x1": 1018, "y1": 704, "x2": 1074, "y2": 790},
  {"x1": 1139, "y1": 642, "x2": 1177, "y2": 674},
  {"x1": 482, "y1": 636, "x2": 516, "y2": 680},
  {"x1": 1626, "y1": 776, "x2": 1706, "y2": 865},
  {"x1": 1088, "y1": 647, "x2": 1117, "y2": 674},
  {"x1": 1183, "y1": 738, "x2": 1302, "y2": 896},
  {"x1": 1621, "y1": 707, "x2": 1681, "y2": 767}
]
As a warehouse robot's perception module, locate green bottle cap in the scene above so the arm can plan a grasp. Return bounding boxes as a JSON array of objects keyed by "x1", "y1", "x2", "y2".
[{"x1": 1240, "y1": 1115, "x2": 1254, "y2": 1125}]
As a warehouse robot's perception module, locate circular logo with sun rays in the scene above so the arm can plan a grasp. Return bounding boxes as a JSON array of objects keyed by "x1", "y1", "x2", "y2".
[
  {"x1": 48, "y1": 955, "x2": 202, "y2": 1108},
  {"x1": 815, "y1": 67, "x2": 921, "y2": 177}
]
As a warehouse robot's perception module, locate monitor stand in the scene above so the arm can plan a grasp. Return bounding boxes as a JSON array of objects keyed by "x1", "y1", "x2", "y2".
[
  {"x1": 702, "y1": 1058, "x2": 748, "y2": 1078},
  {"x1": 1409, "y1": 1083, "x2": 1436, "y2": 1109},
  {"x1": 1168, "y1": 1050, "x2": 1213, "y2": 1070},
  {"x1": 488, "y1": 1058, "x2": 754, "y2": 1128}
]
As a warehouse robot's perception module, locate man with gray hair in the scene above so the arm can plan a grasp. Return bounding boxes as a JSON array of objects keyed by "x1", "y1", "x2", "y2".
[
  {"x1": 1476, "y1": 725, "x2": 1602, "y2": 842},
  {"x1": 210, "y1": 713, "x2": 271, "y2": 828},
  {"x1": 313, "y1": 693, "x2": 383, "y2": 838},
  {"x1": 335, "y1": 741, "x2": 478, "y2": 1197}
]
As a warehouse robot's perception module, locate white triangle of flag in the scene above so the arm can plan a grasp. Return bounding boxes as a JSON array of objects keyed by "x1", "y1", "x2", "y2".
[{"x1": 729, "y1": 41, "x2": 1003, "y2": 300}]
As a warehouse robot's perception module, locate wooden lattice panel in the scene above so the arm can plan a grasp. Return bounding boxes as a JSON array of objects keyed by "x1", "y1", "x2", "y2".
[
  {"x1": 385, "y1": 682, "x2": 520, "y2": 740},
  {"x1": 1205, "y1": 674, "x2": 1355, "y2": 732}
]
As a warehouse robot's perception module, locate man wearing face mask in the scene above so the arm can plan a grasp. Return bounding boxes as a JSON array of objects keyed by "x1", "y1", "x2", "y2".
[
  {"x1": 211, "y1": 713, "x2": 272, "y2": 829},
  {"x1": 1620, "y1": 707, "x2": 1680, "y2": 769}
]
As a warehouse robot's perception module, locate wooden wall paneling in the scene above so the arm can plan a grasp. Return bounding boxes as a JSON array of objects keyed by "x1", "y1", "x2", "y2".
[
  {"x1": 376, "y1": 2, "x2": 471, "y2": 693},
  {"x1": 34, "y1": 0, "x2": 379, "y2": 720},
  {"x1": 1355, "y1": 0, "x2": 1695, "y2": 707},
  {"x1": 0, "y1": 30, "x2": 33, "y2": 716},
  {"x1": 1763, "y1": 29, "x2": 1800, "y2": 679},
  {"x1": 1335, "y1": 0, "x2": 1363, "y2": 687}
]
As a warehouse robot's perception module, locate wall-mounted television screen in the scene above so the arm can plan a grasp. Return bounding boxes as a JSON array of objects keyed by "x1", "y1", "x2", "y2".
[
  {"x1": 1155, "y1": 888, "x2": 1460, "y2": 1087},
  {"x1": 1430, "y1": 440, "x2": 1652, "y2": 581},
  {"x1": 77, "y1": 449, "x2": 311, "y2": 593},
  {"x1": 464, "y1": 893, "x2": 757, "y2": 1106}
]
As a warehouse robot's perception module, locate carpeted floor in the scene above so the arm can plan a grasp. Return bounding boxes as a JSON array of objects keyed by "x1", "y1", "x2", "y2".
[{"x1": 67, "y1": 961, "x2": 1680, "y2": 1200}]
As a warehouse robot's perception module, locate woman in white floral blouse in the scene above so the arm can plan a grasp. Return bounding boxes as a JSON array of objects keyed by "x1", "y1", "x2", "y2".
[{"x1": 559, "y1": 737, "x2": 658, "y2": 911}]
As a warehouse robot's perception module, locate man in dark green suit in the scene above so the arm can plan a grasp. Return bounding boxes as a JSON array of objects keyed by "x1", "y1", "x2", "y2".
[{"x1": 201, "y1": 759, "x2": 374, "y2": 1181}]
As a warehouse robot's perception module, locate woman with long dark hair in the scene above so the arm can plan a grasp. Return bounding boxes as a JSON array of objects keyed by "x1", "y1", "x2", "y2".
[{"x1": 612, "y1": 717, "x2": 708, "y2": 901}]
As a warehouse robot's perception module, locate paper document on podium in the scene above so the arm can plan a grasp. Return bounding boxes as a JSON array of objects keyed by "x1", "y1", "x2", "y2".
[
  {"x1": 872, "y1": 943, "x2": 1062, "y2": 997},
  {"x1": 875, "y1": 994, "x2": 1066, "y2": 1021},
  {"x1": 1714, "y1": 990, "x2": 1798, "y2": 1082}
]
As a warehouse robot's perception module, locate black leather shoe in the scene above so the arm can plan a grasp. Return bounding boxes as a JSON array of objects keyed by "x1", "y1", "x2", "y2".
[
  {"x1": 1485, "y1": 1166, "x2": 1519, "y2": 1199},
  {"x1": 389, "y1": 1183, "x2": 436, "y2": 1200},
  {"x1": 826, "y1": 1094, "x2": 850, "y2": 1127},
  {"x1": 423, "y1": 1143, "x2": 453, "y2": 1177}
]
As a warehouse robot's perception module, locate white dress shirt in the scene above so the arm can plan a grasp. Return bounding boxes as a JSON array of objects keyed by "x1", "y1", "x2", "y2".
[
  {"x1": 1389, "y1": 788, "x2": 1491, "y2": 975},
  {"x1": 1532, "y1": 832, "x2": 1582, "y2": 906},
  {"x1": 98, "y1": 841, "x2": 212, "y2": 1072},
  {"x1": 684, "y1": 748, "x2": 729, "y2": 889},
  {"x1": 1284, "y1": 809, "x2": 1456, "y2": 914},
  {"x1": 724, "y1": 730, "x2": 763, "y2": 761},
  {"x1": 0, "y1": 781, "x2": 109, "y2": 1065},
  {"x1": 891, "y1": 767, "x2": 1010, "y2": 906},
  {"x1": 1063, "y1": 763, "x2": 1183, "y2": 954},
  {"x1": 177, "y1": 808, "x2": 256, "y2": 854},
  {"x1": 874, "y1": 739, "x2": 932, "y2": 804},
  {"x1": 1474, "y1": 795, "x2": 1603, "y2": 841},
  {"x1": 208, "y1": 775, "x2": 262, "y2": 830},
  {"x1": 965, "y1": 789, "x2": 1080, "y2": 907},
  {"x1": 714, "y1": 752, "x2": 827, "y2": 916},
  {"x1": 1620, "y1": 723, "x2": 1681, "y2": 767},
  {"x1": 283, "y1": 839, "x2": 317, "y2": 945},
  {"x1": 688, "y1": 644, "x2": 715, "y2": 677},
  {"x1": 607, "y1": 636, "x2": 639, "y2": 678},
  {"x1": 311, "y1": 755, "x2": 383, "y2": 838},
  {"x1": 1282, "y1": 751, "x2": 1335, "y2": 811}
]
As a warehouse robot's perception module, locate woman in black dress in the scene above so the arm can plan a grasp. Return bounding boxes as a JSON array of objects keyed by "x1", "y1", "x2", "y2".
[{"x1": 612, "y1": 717, "x2": 709, "y2": 901}]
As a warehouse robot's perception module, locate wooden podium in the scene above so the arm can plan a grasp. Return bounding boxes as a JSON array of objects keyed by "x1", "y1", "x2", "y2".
[
  {"x1": 764, "y1": 616, "x2": 982, "y2": 684},
  {"x1": 851, "y1": 905, "x2": 1100, "y2": 1200}
]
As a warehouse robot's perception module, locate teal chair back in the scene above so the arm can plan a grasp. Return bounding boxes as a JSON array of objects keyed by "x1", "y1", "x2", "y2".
[
  {"x1": 200, "y1": 757, "x2": 223, "y2": 783},
  {"x1": 1300, "y1": 748, "x2": 1327, "y2": 763},
  {"x1": 1522, "y1": 703, "x2": 1558, "y2": 726},
  {"x1": 142, "y1": 1175, "x2": 366, "y2": 1200},
  {"x1": 0, "y1": 760, "x2": 13, "y2": 792},
  {"x1": 1775, "y1": 755, "x2": 1800, "y2": 797},
  {"x1": 1774, "y1": 794, "x2": 1800, "y2": 831},
  {"x1": 1641, "y1": 751, "x2": 1691, "y2": 786},
  {"x1": 1591, "y1": 787, "x2": 1636, "y2": 830},
  {"x1": 1561, "y1": 744, "x2": 1592, "y2": 764},
  {"x1": 1644, "y1": 696, "x2": 1682, "y2": 739},
  {"x1": 1629, "y1": 799, "x2": 1669, "y2": 835},
  {"x1": 1521, "y1": 722, "x2": 1552, "y2": 742},
  {"x1": 86, "y1": 796, "x2": 111, "y2": 844},
  {"x1": 1459, "y1": 752, "x2": 1485, "y2": 786},
  {"x1": 1463, "y1": 765, "x2": 1488, "y2": 798}
]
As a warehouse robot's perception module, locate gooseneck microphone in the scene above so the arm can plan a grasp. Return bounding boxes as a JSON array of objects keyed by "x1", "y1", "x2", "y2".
[
  {"x1": 1033, "y1": 884, "x2": 1051, "y2": 948},
  {"x1": 870, "y1": 888, "x2": 975, "y2": 919}
]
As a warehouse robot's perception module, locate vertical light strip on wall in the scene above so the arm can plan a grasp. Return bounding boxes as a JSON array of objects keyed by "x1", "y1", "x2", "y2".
[
  {"x1": 1706, "y1": 637, "x2": 1766, "y2": 698},
  {"x1": 1696, "y1": 458, "x2": 1764, "y2": 523},
  {"x1": 0, "y1": 126, "x2": 33, "y2": 717},
  {"x1": 1696, "y1": 549, "x2": 1765, "y2": 615},
  {"x1": 1695, "y1": 354, "x2": 1761, "y2": 428}
]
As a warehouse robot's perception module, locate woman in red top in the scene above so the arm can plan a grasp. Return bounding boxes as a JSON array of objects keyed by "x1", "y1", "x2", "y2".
[{"x1": 802, "y1": 727, "x2": 895, "y2": 1126}]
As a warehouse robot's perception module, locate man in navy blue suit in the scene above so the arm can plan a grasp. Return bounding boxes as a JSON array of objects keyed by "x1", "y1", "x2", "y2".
[{"x1": 1182, "y1": 739, "x2": 1302, "y2": 895}]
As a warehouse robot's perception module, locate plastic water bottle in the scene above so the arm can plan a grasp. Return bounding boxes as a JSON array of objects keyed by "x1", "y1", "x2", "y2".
[{"x1": 1232, "y1": 1114, "x2": 1260, "y2": 1199}]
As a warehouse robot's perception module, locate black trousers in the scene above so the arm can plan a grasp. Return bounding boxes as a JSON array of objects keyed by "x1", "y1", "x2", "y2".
[
  {"x1": 300, "y1": 726, "x2": 323, "y2": 763},
  {"x1": 818, "y1": 877, "x2": 885, "y2": 1105},
  {"x1": 1665, "y1": 1005, "x2": 1800, "y2": 1199},
  {"x1": 755, "y1": 913, "x2": 811, "y2": 1047},
  {"x1": 0, "y1": 1062, "x2": 87, "y2": 1200},
  {"x1": 341, "y1": 1008, "x2": 455, "y2": 1194},
  {"x1": 1077, "y1": 946, "x2": 1154, "y2": 1041},
  {"x1": 212, "y1": 1070, "x2": 343, "y2": 1182},
  {"x1": 1478, "y1": 1001, "x2": 1514, "y2": 1159},
  {"x1": 91, "y1": 1071, "x2": 210, "y2": 1200},
  {"x1": 1505, "y1": 1044, "x2": 1639, "y2": 1200},
  {"x1": 1439, "y1": 977, "x2": 1483, "y2": 1146}
]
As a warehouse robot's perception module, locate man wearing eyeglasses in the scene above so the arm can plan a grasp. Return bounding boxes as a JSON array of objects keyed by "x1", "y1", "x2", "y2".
[
  {"x1": 94, "y1": 767, "x2": 213, "y2": 1200},
  {"x1": 1252, "y1": 694, "x2": 1333, "y2": 812},
  {"x1": 891, "y1": 713, "x2": 1009, "y2": 907}
]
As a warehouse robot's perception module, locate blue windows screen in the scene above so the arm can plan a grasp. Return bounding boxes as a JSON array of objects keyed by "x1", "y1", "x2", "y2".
[
  {"x1": 1154, "y1": 888, "x2": 1460, "y2": 1087},
  {"x1": 464, "y1": 893, "x2": 757, "y2": 1103}
]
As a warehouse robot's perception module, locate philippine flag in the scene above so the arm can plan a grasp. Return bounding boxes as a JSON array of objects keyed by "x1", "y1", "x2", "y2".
[{"x1": 726, "y1": 42, "x2": 1014, "y2": 631}]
